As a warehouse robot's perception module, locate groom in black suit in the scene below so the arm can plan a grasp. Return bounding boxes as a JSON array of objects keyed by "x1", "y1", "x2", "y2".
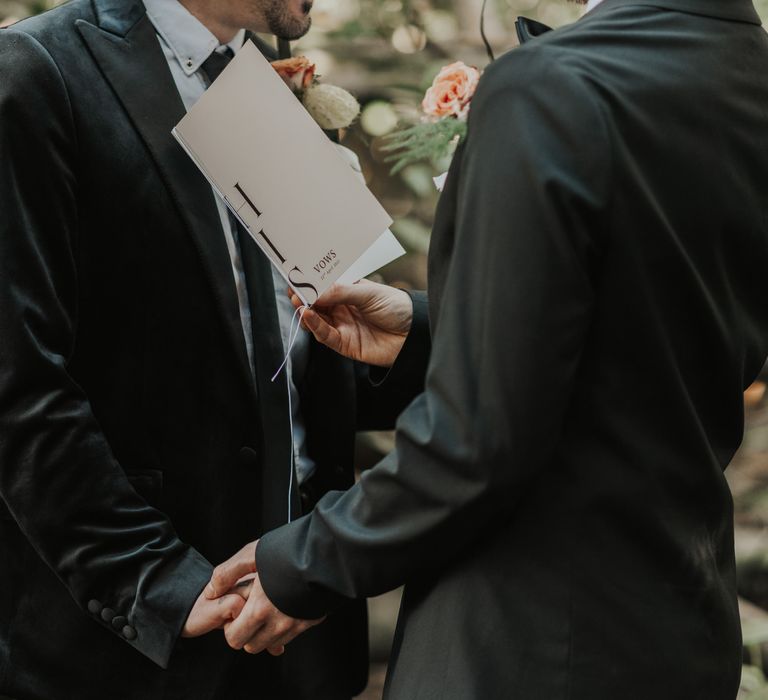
[
  {"x1": 209, "y1": 0, "x2": 768, "y2": 697},
  {"x1": 0, "y1": 0, "x2": 427, "y2": 698}
]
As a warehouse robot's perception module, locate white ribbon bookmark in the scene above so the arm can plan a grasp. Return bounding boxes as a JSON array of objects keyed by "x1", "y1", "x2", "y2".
[
  {"x1": 271, "y1": 303, "x2": 308, "y2": 522},
  {"x1": 271, "y1": 304, "x2": 308, "y2": 383}
]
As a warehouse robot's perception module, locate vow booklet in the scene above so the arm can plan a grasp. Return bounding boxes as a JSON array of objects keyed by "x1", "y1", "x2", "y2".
[{"x1": 173, "y1": 41, "x2": 404, "y2": 306}]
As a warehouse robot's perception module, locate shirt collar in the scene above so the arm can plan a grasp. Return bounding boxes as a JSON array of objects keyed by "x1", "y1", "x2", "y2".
[
  {"x1": 585, "y1": 0, "x2": 605, "y2": 11},
  {"x1": 143, "y1": 0, "x2": 246, "y2": 76}
]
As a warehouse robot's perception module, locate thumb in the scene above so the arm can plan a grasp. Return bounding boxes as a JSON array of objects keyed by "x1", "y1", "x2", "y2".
[
  {"x1": 193, "y1": 593, "x2": 245, "y2": 635},
  {"x1": 314, "y1": 282, "x2": 372, "y2": 310},
  {"x1": 290, "y1": 283, "x2": 364, "y2": 310},
  {"x1": 182, "y1": 591, "x2": 246, "y2": 638},
  {"x1": 218, "y1": 593, "x2": 247, "y2": 625},
  {"x1": 206, "y1": 541, "x2": 258, "y2": 599}
]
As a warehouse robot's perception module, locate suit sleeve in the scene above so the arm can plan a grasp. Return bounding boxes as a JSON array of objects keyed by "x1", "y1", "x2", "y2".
[
  {"x1": 0, "y1": 30, "x2": 211, "y2": 669},
  {"x1": 355, "y1": 289, "x2": 431, "y2": 431},
  {"x1": 256, "y1": 49, "x2": 611, "y2": 617}
]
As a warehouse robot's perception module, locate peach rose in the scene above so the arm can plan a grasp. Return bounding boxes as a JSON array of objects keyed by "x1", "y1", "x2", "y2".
[
  {"x1": 422, "y1": 61, "x2": 481, "y2": 120},
  {"x1": 272, "y1": 56, "x2": 316, "y2": 92}
]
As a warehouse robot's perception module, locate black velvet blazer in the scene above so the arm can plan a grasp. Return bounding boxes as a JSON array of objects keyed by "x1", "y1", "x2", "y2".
[{"x1": 0, "y1": 1, "x2": 430, "y2": 698}]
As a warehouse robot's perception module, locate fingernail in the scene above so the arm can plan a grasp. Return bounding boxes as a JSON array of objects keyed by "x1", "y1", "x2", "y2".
[{"x1": 204, "y1": 583, "x2": 215, "y2": 599}]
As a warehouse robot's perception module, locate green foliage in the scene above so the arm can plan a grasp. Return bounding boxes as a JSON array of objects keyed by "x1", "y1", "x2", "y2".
[
  {"x1": 740, "y1": 618, "x2": 768, "y2": 697},
  {"x1": 743, "y1": 616, "x2": 768, "y2": 647},
  {"x1": 741, "y1": 665, "x2": 768, "y2": 698},
  {"x1": 327, "y1": 19, "x2": 382, "y2": 40},
  {"x1": 382, "y1": 118, "x2": 466, "y2": 174},
  {"x1": 391, "y1": 216, "x2": 432, "y2": 253},
  {"x1": 755, "y1": 0, "x2": 768, "y2": 21}
]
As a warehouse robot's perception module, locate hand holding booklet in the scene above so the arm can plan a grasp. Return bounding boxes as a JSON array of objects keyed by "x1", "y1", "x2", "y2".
[{"x1": 173, "y1": 41, "x2": 404, "y2": 306}]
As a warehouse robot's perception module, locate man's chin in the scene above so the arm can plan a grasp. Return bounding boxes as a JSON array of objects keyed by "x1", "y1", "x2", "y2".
[
  {"x1": 264, "y1": 0, "x2": 313, "y2": 41},
  {"x1": 263, "y1": 3, "x2": 311, "y2": 41},
  {"x1": 272, "y1": 16, "x2": 312, "y2": 41}
]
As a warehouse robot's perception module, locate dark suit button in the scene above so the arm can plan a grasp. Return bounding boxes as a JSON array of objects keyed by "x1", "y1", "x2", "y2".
[
  {"x1": 238, "y1": 447, "x2": 258, "y2": 468},
  {"x1": 122, "y1": 625, "x2": 138, "y2": 641},
  {"x1": 87, "y1": 600, "x2": 102, "y2": 615},
  {"x1": 112, "y1": 616, "x2": 127, "y2": 630},
  {"x1": 101, "y1": 608, "x2": 115, "y2": 623}
]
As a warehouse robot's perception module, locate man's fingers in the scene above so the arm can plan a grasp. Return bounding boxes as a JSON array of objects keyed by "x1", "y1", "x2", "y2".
[
  {"x1": 226, "y1": 612, "x2": 265, "y2": 651},
  {"x1": 291, "y1": 281, "x2": 376, "y2": 312},
  {"x1": 301, "y1": 309, "x2": 341, "y2": 350},
  {"x1": 224, "y1": 593, "x2": 268, "y2": 649},
  {"x1": 240, "y1": 619, "x2": 307, "y2": 655},
  {"x1": 289, "y1": 284, "x2": 361, "y2": 310},
  {"x1": 206, "y1": 541, "x2": 258, "y2": 599},
  {"x1": 291, "y1": 280, "x2": 392, "y2": 315},
  {"x1": 219, "y1": 593, "x2": 247, "y2": 624},
  {"x1": 225, "y1": 603, "x2": 308, "y2": 651},
  {"x1": 182, "y1": 592, "x2": 246, "y2": 638},
  {"x1": 221, "y1": 572, "x2": 324, "y2": 653},
  {"x1": 315, "y1": 282, "x2": 374, "y2": 309},
  {"x1": 245, "y1": 616, "x2": 324, "y2": 655},
  {"x1": 229, "y1": 576, "x2": 255, "y2": 601}
]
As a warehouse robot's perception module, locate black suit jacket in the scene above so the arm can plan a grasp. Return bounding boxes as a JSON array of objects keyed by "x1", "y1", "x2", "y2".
[
  {"x1": 256, "y1": 0, "x2": 768, "y2": 697},
  {"x1": 0, "y1": 1, "x2": 429, "y2": 698}
]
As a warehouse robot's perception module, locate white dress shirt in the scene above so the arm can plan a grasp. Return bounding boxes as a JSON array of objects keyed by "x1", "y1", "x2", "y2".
[{"x1": 144, "y1": 0, "x2": 316, "y2": 484}]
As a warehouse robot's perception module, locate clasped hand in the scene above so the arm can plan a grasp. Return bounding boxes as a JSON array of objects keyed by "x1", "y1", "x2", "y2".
[
  {"x1": 182, "y1": 541, "x2": 323, "y2": 656},
  {"x1": 181, "y1": 281, "x2": 411, "y2": 653}
]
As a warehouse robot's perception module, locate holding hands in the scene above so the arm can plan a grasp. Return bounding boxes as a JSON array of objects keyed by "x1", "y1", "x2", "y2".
[
  {"x1": 184, "y1": 541, "x2": 323, "y2": 656},
  {"x1": 183, "y1": 280, "x2": 414, "y2": 654},
  {"x1": 181, "y1": 585, "x2": 248, "y2": 639}
]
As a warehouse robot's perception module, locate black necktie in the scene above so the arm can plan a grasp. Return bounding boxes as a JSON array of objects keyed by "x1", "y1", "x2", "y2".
[
  {"x1": 200, "y1": 46, "x2": 235, "y2": 86},
  {"x1": 200, "y1": 44, "x2": 262, "y2": 372},
  {"x1": 199, "y1": 46, "x2": 247, "y2": 242},
  {"x1": 199, "y1": 44, "x2": 281, "y2": 384},
  {"x1": 200, "y1": 46, "x2": 245, "y2": 248}
]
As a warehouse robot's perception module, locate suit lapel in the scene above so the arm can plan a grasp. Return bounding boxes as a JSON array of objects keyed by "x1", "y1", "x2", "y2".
[
  {"x1": 78, "y1": 1, "x2": 301, "y2": 524},
  {"x1": 76, "y1": 1, "x2": 256, "y2": 395}
]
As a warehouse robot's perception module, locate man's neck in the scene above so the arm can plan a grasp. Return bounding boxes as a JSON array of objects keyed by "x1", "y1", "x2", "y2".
[{"x1": 176, "y1": 0, "x2": 241, "y2": 43}]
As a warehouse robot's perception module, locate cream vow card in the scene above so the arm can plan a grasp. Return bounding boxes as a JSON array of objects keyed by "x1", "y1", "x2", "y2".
[{"x1": 173, "y1": 41, "x2": 403, "y2": 306}]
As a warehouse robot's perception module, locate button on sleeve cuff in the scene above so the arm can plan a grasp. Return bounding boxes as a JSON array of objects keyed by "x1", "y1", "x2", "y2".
[{"x1": 119, "y1": 546, "x2": 212, "y2": 669}]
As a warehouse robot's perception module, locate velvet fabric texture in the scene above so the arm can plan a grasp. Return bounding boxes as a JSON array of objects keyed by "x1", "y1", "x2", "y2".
[{"x1": 0, "y1": 1, "x2": 430, "y2": 697}]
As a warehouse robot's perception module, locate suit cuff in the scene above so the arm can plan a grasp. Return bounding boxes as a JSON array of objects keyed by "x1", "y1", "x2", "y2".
[
  {"x1": 368, "y1": 289, "x2": 430, "y2": 388},
  {"x1": 119, "y1": 547, "x2": 212, "y2": 668},
  {"x1": 256, "y1": 518, "x2": 339, "y2": 620}
]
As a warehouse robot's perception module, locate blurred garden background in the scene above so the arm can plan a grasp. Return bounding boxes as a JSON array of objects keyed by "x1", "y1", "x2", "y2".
[{"x1": 2, "y1": 0, "x2": 768, "y2": 697}]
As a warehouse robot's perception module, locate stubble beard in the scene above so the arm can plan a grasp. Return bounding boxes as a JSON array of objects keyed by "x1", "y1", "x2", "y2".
[{"x1": 264, "y1": 0, "x2": 313, "y2": 40}]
